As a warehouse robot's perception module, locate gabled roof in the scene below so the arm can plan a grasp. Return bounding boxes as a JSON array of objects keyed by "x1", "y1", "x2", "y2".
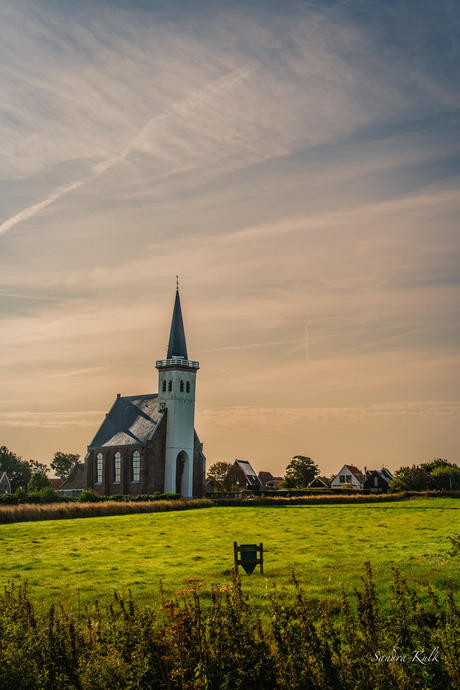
[
  {"x1": 49, "y1": 478, "x2": 64, "y2": 489},
  {"x1": 365, "y1": 469, "x2": 392, "y2": 484},
  {"x1": 59, "y1": 462, "x2": 86, "y2": 491},
  {"x1": 258, "y1": 471, "x2": 274, "y2": 484},
  {"x1": 167, "y1": 289, "x2": 188, "y2": 359},
  {"x1": 344, "y1": 465, "x2": 363, "y2": 477},
  {"x1": 234, "y1": 459, "x2": 263, "y2": 487},
  {"x1": 89, "y1": 394, "x2": 164, "y2": 449},
  {"x1": 309, "y1": 476, "x2": 330, "y2": 487}
]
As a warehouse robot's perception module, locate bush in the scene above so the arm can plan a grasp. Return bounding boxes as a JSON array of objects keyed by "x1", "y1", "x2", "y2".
[
  {"x1": 28, "y1": 473, "x2": 51, "y2": 493},
  {"x1": 78, "y1": 489, "x2": 101, "y2": 503},
  {"x1": 0, "y1": 564, "x2": 458, "y2": 688},
  {"x1": 38, "y1": 486, "x2": 61, "y2": 503}
]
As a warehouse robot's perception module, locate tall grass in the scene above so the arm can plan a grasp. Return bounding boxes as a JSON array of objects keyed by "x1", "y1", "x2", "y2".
[
  {"x1": 0, "y1": 564, "x2": 458, "y2": 689},
  {"x1": 0, "y1": 498, "x2": 213, "y2": 524}
]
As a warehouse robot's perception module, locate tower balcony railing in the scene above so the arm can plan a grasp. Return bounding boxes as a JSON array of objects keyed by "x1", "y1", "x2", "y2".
[{"x1": 156, "y1": 356, "x2": 200, "y2": 369}]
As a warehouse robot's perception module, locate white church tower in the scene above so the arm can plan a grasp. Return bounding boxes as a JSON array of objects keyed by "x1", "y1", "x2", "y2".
[{"x1": 156, "y1": 286, "x2": 199, "y2": 499}]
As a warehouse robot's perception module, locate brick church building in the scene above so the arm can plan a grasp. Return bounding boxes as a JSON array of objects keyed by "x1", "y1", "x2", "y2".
[{"x1": 63, "y1": 287, "x2": 206, "y2": 499}]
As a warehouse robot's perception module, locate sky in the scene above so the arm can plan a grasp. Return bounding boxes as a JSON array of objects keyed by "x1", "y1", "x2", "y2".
[{"x1": 1, "y1": 0, "x2": 459, "y2": 478}]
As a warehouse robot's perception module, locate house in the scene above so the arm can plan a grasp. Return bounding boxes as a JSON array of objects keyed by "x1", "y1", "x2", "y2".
[
  {"x1": 205, "y1": 478, "x2": 216, "y2": 494},
  {"x1": 58, "y1": 459, "x2": 88, "y2": 496},
  {"x1": 308, "y1": 476, "x2": 330, "y2": 489},
  {"x1": 0, "y1": 471, "x2": 11, "y2": 494},
  {"x1": 363, "y1": 468, "x2": 393, "y2": 493},
  {"x1": 230, "y1": 460, "x2": 263, "y2": 490},
  {"x1": 258, "y1": 471, "x2": 283, "y2": 488},
  {"x1": 48, "y1": 478, "x2": 64, "y2": 490},
  {"x1": 63, "y1": 286, "x2": 206, "y2": 499},
  {"x1": 258, "y1": 471, "x2": 274, "y2": 486},
  {"x1": 331, "y1": 465, "x2": 364, "y2": 489}
]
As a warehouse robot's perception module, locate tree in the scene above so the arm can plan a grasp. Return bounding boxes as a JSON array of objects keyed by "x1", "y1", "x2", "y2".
[
  {"x1": 50, "y1": 452, "x2": 80, "y2": 480},
  {"x1": 28, "y1": 473, "x2": 51, "y2": 492},
  {"x1": 389, "y1": 466, "x2": 430, "y2": 492},
  {"x1": 206, "y1": 462, "x2": 232, "y2": 491},
  {"x1": 27, "y1": 459, "x2": 50, "y2": 476},
  {"x1": 420, "y1": 458, "x2": 456, "y2": 475},
  {"x1": 389, "y1": 459, "x2": 458, "y2": 493},
  {"x1": 0, "y1": 446, "x2": 32, "y2": 492},
  {"x1": 283, "y1": 456, "x2": 319, "y2": 489},
  {"x1": 224, "y1": 464, "x2": 247, "y2": 491},
  {"x1": 429, "y1": 465, "x2": 460, "y2": 491}
]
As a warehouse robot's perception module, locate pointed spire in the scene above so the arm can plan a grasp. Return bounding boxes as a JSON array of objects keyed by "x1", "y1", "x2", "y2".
[{"x1": 166, "y1": 285, "x2": 188, "y2": 359}]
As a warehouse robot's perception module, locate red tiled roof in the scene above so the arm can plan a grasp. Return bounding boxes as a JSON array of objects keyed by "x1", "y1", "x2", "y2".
[
  {"x1": 344, "y1": 465, "x2": 362, "y2": 476},
  {"x1": 49, "y1": 478, "x2": 64, "y2": 489}
]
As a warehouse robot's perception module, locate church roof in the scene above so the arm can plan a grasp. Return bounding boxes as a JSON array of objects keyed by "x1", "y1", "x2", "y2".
[
  {"x1": 167, "y1": 289, "x2": 188, "y2": 359},
  {"x1": 88, "y1": 394, "x2": 164, "y2": 449}
]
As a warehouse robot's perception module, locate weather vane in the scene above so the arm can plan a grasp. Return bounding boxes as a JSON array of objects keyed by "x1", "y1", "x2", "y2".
[{"x1": 176, "y1": 275, "x2": 179, "y2": 289}]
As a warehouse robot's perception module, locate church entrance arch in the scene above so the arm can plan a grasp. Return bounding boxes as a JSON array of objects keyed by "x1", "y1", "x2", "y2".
[{"x1": 175, "y1": 451, "x2": 189, "y2": 496}]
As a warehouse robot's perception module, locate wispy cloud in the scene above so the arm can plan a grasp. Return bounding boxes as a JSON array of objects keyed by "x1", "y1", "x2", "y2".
[
  {"x1": 0, "y1": 411, "x2": 103, "y2": 428},
  {"x1": 0, "y1": 0, "x2": 459, "y2": 469},
  {"x1": 0, "y1": 65, "x2": 253, "y2": 235}
]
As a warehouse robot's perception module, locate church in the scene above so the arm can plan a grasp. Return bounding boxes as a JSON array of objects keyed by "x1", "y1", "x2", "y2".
[{"x1": 78, "y1": 287, "x2": 206, "y2": 499}]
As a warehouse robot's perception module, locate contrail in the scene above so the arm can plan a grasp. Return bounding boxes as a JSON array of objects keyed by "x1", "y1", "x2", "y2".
[
  {"x1": 0, "y1": 179, "x2": 86, "y2": 236},
  {"x1": 0, "y1": 291, "x2": 59, "y2": 301},
  {"x1": 0, "y1": 66, "x2": 252, "y2": 237},
  {"x1": 196, "y1": 337, "x2": 303, "y2": 354}
]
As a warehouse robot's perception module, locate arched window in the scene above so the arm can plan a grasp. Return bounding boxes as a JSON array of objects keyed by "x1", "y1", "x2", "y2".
[
  {"x1": 186, "y1": 381, "x2": 191, "y2": 393},
  {"x1": 114, "y1": 452, "x2": 121, "y2": 483},
  {"x1": 180, "y1": 380, "x2": 184, "y2": 392},
  {"x1": 96, "y1": 453, "x2": 103, "y2": 483},
  {"x1": 132, "y1": 450, "x2": 140, "y2": 483},
  {"x1": 168, "y1": 380, "x2": 172, "y2": 392},
  {"x1": 162, "y1": 380, "x2": 166, "y2": 392}
]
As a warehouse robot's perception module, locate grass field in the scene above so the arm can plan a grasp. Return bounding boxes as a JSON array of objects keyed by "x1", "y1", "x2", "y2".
[{"x1": 1, "y1": 497, "x2": 459, "y2": 613}]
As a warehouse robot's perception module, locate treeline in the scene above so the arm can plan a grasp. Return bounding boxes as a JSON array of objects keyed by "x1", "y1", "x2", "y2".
[
  {"x1": 389, "y1": 459, "x2": 460, "y2": 492},
  {"x1": 0, "y1": 445, "x2": 79, "y2": 492},
  {"x1": 0, "y1": 564, "x2": 458, "y2": 689}
]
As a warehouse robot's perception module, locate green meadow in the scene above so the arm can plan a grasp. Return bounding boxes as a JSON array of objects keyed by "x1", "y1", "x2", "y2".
[{"x1": 1, "y1": 497, "x2": 459, "y2": 613}]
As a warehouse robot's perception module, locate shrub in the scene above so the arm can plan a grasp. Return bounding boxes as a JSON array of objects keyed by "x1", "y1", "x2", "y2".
[
  {"x1": 38, "y1": 486, "x2": 61, "y2": 503},
  {"x1": 0, "y1": 564, "x2": 458, "y2": 688},
  {"x1": 28, "y1": 472, "x2": 51, "y2": 492},
  {"x1": 78, "y1": 489, "x2": 101, "y2": 503}
]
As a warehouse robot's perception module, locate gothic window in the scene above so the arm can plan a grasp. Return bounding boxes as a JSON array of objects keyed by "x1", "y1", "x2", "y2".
[
  {"x1": 162, "y1": 380, "x2": 166, "y2": 392},
  {"x1": 96, "y1": 453, "x2": 103, "y2": 483},
  {"x1": 186, "y1": 381, "x2": 190, "y2": 393},
  {"x1": 168, "y1": 380, "x2": 172, "y2": 392},
  {"x1": 180, "y1": 380, "x2": 184, "y2": 392},
  {"x1": 114, "y1": 452, "x2": 121, "y2": 483},
  {"x1": 132, "y1": 450, "x2": 140, "y2": 483}
]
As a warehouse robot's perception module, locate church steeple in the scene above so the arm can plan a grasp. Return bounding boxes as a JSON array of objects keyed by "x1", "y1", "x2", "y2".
[
  {"x1": 156, "y1": 282, "x2": 200, "y2": 499},
  {"x1": 166, "y1": 287, "x2": 188, "y2": 360}
]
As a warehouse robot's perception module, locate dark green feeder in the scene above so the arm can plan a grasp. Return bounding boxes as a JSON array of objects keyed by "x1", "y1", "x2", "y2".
[{"x1": 234, "y1": 542, "x2": 264, "y2": 575}]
